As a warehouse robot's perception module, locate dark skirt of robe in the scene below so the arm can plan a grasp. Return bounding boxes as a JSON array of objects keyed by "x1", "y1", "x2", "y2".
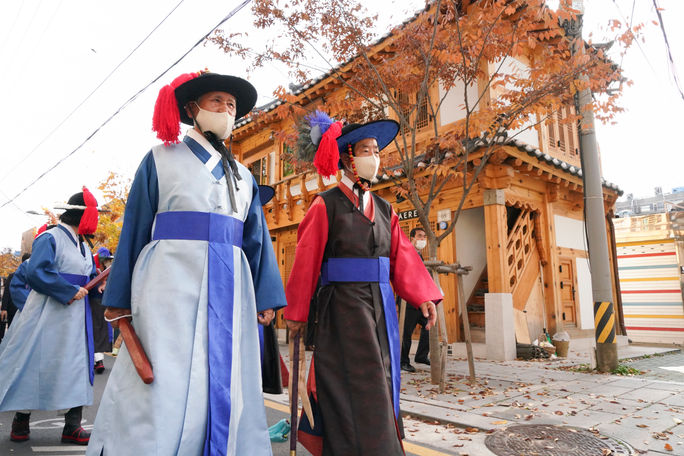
[
  {"x1": 261, "y1": 320, "x2": 283, "y2": 394},
  {"x1": 89, "y1": 296, "x2": 112, "y2": 353}
]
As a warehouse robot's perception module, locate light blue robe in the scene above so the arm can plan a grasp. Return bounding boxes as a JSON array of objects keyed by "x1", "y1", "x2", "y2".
[
  {"x1": 0, "y1": 225, "x2": 95, "y2": 411},
  {"x1": 87, "y1": 133, "x2": 286, "y2": 456}
]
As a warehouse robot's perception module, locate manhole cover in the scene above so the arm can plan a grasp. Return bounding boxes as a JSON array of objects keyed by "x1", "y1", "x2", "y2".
[{"x1": 485, "y1": 424, "x2": 633, "y2": 456}]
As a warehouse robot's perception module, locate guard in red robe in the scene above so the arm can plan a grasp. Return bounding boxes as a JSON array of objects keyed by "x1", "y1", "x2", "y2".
[{"x1": 284, "y1": 112, "x2": 442, "y2": 456}]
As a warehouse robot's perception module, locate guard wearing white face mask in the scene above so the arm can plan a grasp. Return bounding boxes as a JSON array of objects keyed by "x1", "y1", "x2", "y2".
[
  {"x1": 86, "y1": 71, "x2": 287, "y2": 456},
  {"x1": 284, "y1": 112, "x2": 443, "y2": 456}
]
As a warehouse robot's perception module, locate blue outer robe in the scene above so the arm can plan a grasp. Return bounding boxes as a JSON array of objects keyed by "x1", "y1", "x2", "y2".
[
  {"x1": 87, "y1": 131, "x2": 286, "y2": 456},
  {"x1": 9, "y1": 261, "x2": 31, "y2": 311},
  {"x1": 0, "y1": 225, "x2": 96, "y2": 411}
]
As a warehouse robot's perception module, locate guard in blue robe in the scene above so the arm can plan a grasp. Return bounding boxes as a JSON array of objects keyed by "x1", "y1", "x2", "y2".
[
  {"x1": 0, "y1": 189, "x2": 101, "y2": 445},
  {"x1": 87, "y1": 71, "x2": 286, "y2": 456}
]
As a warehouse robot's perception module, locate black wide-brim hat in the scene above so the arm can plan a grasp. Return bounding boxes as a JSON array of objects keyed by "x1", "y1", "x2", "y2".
[
  {"x1": 258, "y1": 185, "x2": 275, "y2": 205},
  {"x1": 336, "y1": 119, "x2": 400, "y2": 157},
  {"x1": 175, "y1": 73, "x2": 258, "y2": 124}
]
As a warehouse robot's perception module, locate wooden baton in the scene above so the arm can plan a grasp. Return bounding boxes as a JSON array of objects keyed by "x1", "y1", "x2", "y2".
[{"x1": 84, "y1": 267, "x2": 154, "y2": 384}]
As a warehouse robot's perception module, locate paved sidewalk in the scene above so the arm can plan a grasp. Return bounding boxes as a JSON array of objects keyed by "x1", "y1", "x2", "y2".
[
  {"x1": 279, "y1": 343, "x2": 684, "y2": 455},
  {"x1": 398, "y1": 348, "x2": 684, "y2": 455}
]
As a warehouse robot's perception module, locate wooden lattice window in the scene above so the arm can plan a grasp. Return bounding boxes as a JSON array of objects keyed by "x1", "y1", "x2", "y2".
[
  {"x1": 395, "y1": 89, "x2": 431, "y2": 132},
  {"x1": 249, "y1": 156, "x2": 268, "y2": 184},
  {"x1": 544, "y1": 105, "x2": 579, "y2": 157}
]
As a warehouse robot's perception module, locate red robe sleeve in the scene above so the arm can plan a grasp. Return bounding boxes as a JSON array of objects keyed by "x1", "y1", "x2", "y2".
[
  {"x1": 389, "y1": 210, "x2": 443, "y2": 308},
  {"x1": 283, "y1": 197, "x2": 328, "y2": 322}
]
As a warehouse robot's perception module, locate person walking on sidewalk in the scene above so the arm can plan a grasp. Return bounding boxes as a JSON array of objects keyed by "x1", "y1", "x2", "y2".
[
  {"x1": 400, "y1": 227, "x2": 431, "y2": 373},
  {"x1": 87, "y1": 70, "x2": 286, "y2": 456},
  {"x1": 0, "y1": 188, "x2": 101, "y2": 445},
  {"x1": 284, "y1": 112, "x2": 442, "y2": 456}
]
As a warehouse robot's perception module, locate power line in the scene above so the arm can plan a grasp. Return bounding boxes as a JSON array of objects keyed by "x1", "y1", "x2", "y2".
[
  {"x1": 0, "y1": 0, "x2": 188, "y2": 183},
  {"x1": 0, "y1": 0, "x2": 252, "y2": 210},
  {"x1": 652, "y1": 0, "x2": 684, "y2": 102},
  {"x1": 609, "y1": 0, "x2": 658, "y2": 77}
]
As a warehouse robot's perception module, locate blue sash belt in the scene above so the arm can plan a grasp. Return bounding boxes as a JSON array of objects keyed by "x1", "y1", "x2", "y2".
[
  {"x1": 60, "y1": 273, "x2": 93, "y2": 386},
  {"x1": 153, "y1": 211, "x2": 243, "y2": 455},
  {"x1": 320, "y1": 257, "x2": 401, "y2": 419}
]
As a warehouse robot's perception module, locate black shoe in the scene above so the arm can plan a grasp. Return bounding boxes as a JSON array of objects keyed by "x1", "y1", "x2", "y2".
[
  {"x1": 401, "y1": 362, "x2": 416, "y2": 373},
  {"x1": 415, "y1": 358, "x2": 430, "y2": 366},
  {"x1": 61, "y1": 426, "x2": 90, "y2": 445},
  {"x1": 95, "y1": 360, "x2": 105, "y2": 374},
  {"x1": 10, "y1": 413, "x2": 30, "y2": 442}
]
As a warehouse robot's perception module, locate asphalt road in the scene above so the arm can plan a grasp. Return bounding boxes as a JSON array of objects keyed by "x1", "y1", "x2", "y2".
[{"x1": 0, "y1": 355, "x2": 457, "y2": 456}]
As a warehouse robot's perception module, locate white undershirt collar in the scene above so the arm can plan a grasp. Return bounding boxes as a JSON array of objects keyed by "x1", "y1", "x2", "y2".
[
  {"x1": 58, "y1": 222, "x2": 79, "y2": 244},
  {"x1": 186, "y1": 128, "x2": 223, "y2": 171},
  {"x1": 340, "y1": 174, "x2": 370, "y2": 208}
]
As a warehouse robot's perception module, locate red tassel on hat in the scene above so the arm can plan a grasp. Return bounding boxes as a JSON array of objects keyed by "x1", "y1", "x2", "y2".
[
  {"x1": 152, "y1": 72, "x2": 200, "y2": 145},
  {"x1": 79, "y1": 186, "x2": 99, "y2": 235},
  {"x1": 35, "y1": 224, "x2": 48, "y2": 238},
  {"x1": 313, "y1": 121, "x2": 343, "y2": 178}
]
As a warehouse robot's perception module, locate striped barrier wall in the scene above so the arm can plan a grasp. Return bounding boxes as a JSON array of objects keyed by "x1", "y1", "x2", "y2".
[{"x1": 616, "y1": 239, "x2": 684, "y2": 345}]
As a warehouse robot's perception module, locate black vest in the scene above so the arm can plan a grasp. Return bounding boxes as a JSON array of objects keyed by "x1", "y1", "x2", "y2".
[{"x1": 319, "y1": 186, "x2": 392, "y2": 262}]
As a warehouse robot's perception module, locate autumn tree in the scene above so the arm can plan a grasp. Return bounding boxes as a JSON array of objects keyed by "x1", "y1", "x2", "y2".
[
  {"x1": 211, "y1": 0, "x2": 640, "y2": 387},
  {"x1": 0, "y1": 248, "x2": 21, "y2": 278},
  {"x1": 92, "y1": 172, "x2": 130, "y2": 253}
]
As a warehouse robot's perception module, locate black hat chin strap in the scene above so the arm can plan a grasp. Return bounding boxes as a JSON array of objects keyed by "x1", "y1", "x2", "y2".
[{"x1": 203, "y1": 131, "x2": 242, "y2": 214}]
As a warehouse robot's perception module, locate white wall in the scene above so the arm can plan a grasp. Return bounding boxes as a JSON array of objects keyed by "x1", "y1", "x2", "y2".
[
  {"x1": 576, "y1": 257, "x2": 594, "y2": 329},
  {"x1": 438, "y1": 80, "x2": 479, "y2": 127},
  {"x1": 490, "y1": 57, "x2": 539, "y2": 149},
  {"x1": 455, "y1": 207, "x2": 487, "y2": 300},
  {"x1": 554, "y1": 215, "x2": 588, "y2": 251}
]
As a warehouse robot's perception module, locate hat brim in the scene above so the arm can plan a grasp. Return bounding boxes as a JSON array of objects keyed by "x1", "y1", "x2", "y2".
[
  {"x1": 258, "y1": 185, "x2": 275, "y2": 205},
  {"x1": 175, "y1": 73, "x2": 257, "y2": 124},
  {"x1": 336, "y1": 120, "x2": 400, "y2": 155}
]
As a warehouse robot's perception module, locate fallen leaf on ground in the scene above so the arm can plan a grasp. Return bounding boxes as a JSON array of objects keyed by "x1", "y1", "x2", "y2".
[{"x1": 664, "y1": 443, "x2": 673, "y2": 451}]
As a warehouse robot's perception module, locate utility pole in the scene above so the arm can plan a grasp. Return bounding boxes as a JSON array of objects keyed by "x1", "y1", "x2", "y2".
[{"x1": 565, "y1": 0, "x2": 618, "y2": 372}]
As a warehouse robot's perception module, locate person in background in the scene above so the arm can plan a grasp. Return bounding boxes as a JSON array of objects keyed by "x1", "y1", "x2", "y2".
[
  {"x1": 0, "y1": 188, "x2": 100, "y2": 445},
  {"x1": 1, "y1": 254, "x2": 31, "y2": 324},
  {"x1": 90, "y1": 247, "x2": 114, "y2": 374},
  {"x1": 400, "y1": 227, "x2": 431, "y2": 373}
]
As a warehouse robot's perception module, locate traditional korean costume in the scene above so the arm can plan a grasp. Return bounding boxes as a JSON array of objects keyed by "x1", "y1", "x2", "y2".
[
  {"x1": 0, "y1": 224, "x2": 96, "y2": 411},
  {"x1": 87, "y1": 128, "x2": 286, "y2": 455}
]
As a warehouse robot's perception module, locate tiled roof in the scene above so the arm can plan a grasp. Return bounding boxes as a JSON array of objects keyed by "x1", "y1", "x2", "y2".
[{"x1": 375, "y1": 137, "x2": 622, "y2": 195}]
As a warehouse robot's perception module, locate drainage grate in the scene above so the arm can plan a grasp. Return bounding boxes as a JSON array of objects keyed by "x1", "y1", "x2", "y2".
[{"x1": 485, "y1": 424, "x2": 633, "y2": 456}]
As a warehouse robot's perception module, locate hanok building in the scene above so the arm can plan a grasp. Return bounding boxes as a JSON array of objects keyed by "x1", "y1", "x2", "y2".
[{"x1": 231, "y1": 13, "x2": 625, "y2": 359}]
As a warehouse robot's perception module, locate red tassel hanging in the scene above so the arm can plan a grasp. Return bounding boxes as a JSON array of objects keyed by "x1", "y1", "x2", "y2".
[
  {"x1": 79, "y1": 186, "x2": 99, "y2": 235},
  {"x1": 313, "y1": 121, "x2": 343, "y2": 178},
  {"x1": 35, "y1": 224, "x2": 48, "y2": 238},
  {"x1": 152, "y1": 72, "x2": 200, "y2": 145}
]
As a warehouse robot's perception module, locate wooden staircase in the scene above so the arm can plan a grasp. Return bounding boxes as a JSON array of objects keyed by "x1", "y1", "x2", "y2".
[{"x1": 463, "y1": 207, "x2": 546, "y2": 344}]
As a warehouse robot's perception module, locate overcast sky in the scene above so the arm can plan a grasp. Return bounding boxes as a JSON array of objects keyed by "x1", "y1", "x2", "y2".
[{"x1": 0, "y1": 0, "x2": 682, "y2": 251}]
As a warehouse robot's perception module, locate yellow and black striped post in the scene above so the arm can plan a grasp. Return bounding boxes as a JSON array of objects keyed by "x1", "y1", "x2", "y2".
[
  {"x1": 594, "y1": 301, "x2": 618, "y2": 372},
  {"x1": 594, "y1": 301, "x2": 616, "y2": 344}
]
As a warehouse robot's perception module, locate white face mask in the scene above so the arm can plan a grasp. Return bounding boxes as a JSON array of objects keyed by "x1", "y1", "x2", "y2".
[
  {"x1": 352, "y1": 154, "x2": 380, "y2": 182},
  {"x1": 415, "y1": 239, "x2": 427, "y2": 250},
  {"x1": 194, "y1": 105, "x2": 235, "y2": 140}
]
